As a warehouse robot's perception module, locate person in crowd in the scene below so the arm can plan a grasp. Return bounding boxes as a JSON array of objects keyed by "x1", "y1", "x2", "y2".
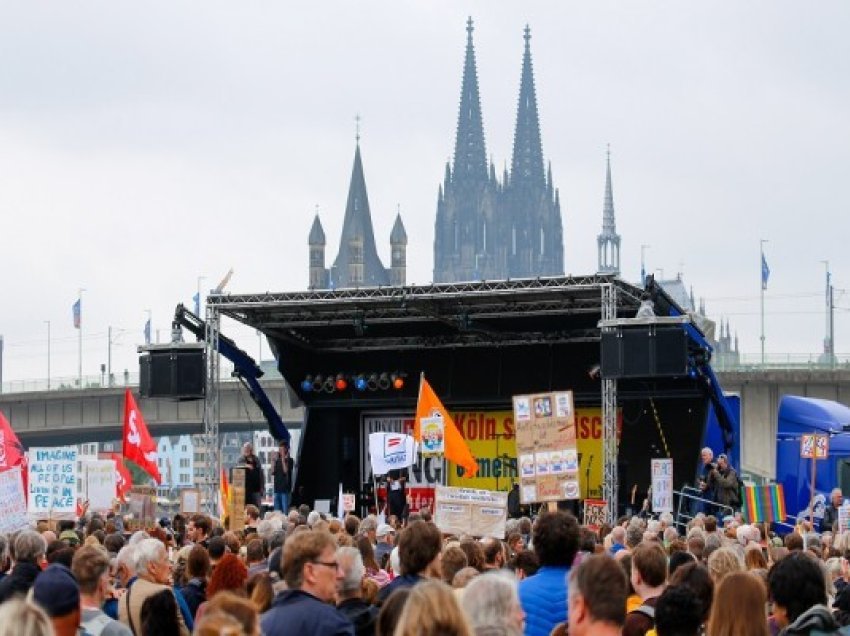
[
  {"x1": 186, "y1": 514, "x2": 211, "y2": 549},
  {"x1": 508, "y1": 550, "x2": 539, "y2": 581},
  {"x1": 441, "y1": 545, "x2": 469, "y2": 586},
  {"x1": 0, "y1": 530, "x2": 46, "y2": 602},
  {"x1": 623, "y1": 542, "x2": 668, "y2": 636},
  {"x1": 246, "y1": 538, "x2": 267, "y2": 577},
  {"x1": 207, "y1": 536, "x2": 228, "y2": 570},
  {"x1": 386, "y1": 468, "x2": 409, "y2": 522},
  {"x1": 823, "y1": 488, "x2": 844, "y2": 533},
  {"x1": 0, "y1": 597, "x2": 54, "y2": 636},
  {"x1": 375, "y1": 588, "x2": 411, "y2": 636},
  {"x1": 377, "y1": 520, "x2": 443, "y2": 603},
  {"x1": 518, "y1": 510, "x2": 580, "y2": 636},
  {"x1": 260, "y1": 530, "x2": 354, "y2": 635},
  {"x1": 31, "y1": 563, "x2": 82, "y2": 636},
  {"x1": 247, "y1": 572, "x2": 274, "y2": 613},
  {"x1": 706, "y1": 545, "x2": 743, "y2": 585},
  {"x1": 337, "y1": 547, "x2": 379, "y2": 636},
  {"x1": 481, "y1": 537, "x2": 506, "y2": 571},
  {"x1": 461, "y1": 570, "x2": 525, "y2": 636},
  {"x1": 140, "y1": 589, "x2": 182, "y2": 636},
  {"x1": 71, "y1": 545, "x2": 133, "y2": 636},
  {"x1": 769, "y1": 551, "x2": 844, "y2": 635},
  {"x1": 711, "y1": 453, "x2": 741, "y2": 512},
  {"x1": 193, "y1": 610, "x2": 243, "y2": 636},
  {"x1": 697, "y1": 447, "x2": 716, "y2": 513},
  {"x1": 667, "y1": 562, "x2": 714, "y2": 628},
  {"x1": 356, "y1": 535, "x2": 390, "y2": 588},
  {"x1": 206, "y1": 553, "x2": 248, "y2": 600},
  {"x1": 653, "y1": 585, "x2": 703, "y2": 636},
  {"x1": 238, "y1": 442, "x2": 265, "y2": 510},
  {"x1": 205, "y1": 591, "x2": 260, "y2": 636},
  {"x1": 179, "y1": 544, "x2": 209, "y2": 619},
  {"x1": 393, "y1": 579, "x2": 473, "y2": 636},
  {"x1": 460, "y1": 539, "x2": 486, "y2": 572},
  {"x1": 706, "y1": 570, "x2": 769, "y2": 636},
  {"x1": 566, "y1": 554, "x2": 629, "y2": 636},
  {"x1": 271, "y1": 440, "x2": 295, "y2": 513},
  {"x1": 375, "y1": 523, "x2": 395, "y2": 565},
  {"x1": 359, "y1": 515, "x2": 379, "y2": 546},
  {"x1": 118, "y1": 538, "x2": 189, "y2": 636}
]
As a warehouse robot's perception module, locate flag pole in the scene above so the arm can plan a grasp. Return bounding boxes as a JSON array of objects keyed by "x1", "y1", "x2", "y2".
[
  {"x1": 760, "y1": 240, "x2": 768, "y2": 365},
  {"x1": 77, "y1": 288, "x2": 85, "y2": 389}
]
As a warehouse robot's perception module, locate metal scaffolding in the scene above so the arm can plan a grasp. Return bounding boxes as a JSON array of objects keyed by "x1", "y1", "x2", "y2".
[
  {"x1": 203, "y1": 303, "x2": 221, "y2": 517},
  {"x1": 601, "y1": 283, "x2": 619, "y2": 523}
]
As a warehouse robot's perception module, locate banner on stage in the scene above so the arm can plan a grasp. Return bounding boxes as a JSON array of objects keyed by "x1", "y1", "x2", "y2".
[
  {"x1": 514, "y1": 391, "x2": 579, "y2": 504},
  {"x1": 651, "y1": 458, "x2": 673, "y2": 513},
  {"x1": 0, "y1": 466, "x2": 29, "y2": 534},
  {"x1": 583, "y1": 498, "x2": 608, "y2": 530},
  {"x1": 84, "y1": 460, "x2": 116, "y2": 513},
  {"x1": 369, "y1": 432, "x2": 418, "y2": 475},
  {"x1": 434, "y1": 485, "x2": 507, "y2": 539},
  {"x1": 27, "y1": 446, "x2": 78, "y2": 518}
]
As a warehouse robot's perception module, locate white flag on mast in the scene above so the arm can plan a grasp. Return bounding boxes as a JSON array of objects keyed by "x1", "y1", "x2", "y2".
[{"x1": 368, "y1": 432, "x2": 418, "y2": 476}]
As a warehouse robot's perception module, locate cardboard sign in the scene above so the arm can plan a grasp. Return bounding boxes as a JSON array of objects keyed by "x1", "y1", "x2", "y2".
[
  {"x1": 583, "y1": 499, "x2": 608, "y2": 530},
  {"x1": 181, "y1": 489, "x2": 200, "y2": 514},
  {"x1": 839, "y1": 503, "x2": 850, "y2": 533},
  {"x1": 420, "y1": 414, "x2": 445, "y2": 456},
  {"x1": 27, "y1": 446, "x2": 78, "y2": 517},
  {"x1": 84, "y1": 460, "x2": 116, "y2": 513},
  {"x1": 0, "y1": 467, "x2": 30, "y2": 533},
  {"x1": 434, "y1": 485, "x2": 508, "y2": 539},
  {"x1": 801, "y1": 434, "x2": 829, "y2": 459},
  {"x1": 651, "y1": 459, "x2": 674, "y2": 513},
  {"x1": 514, "y1": 391, "x2": 579, "y2": 503},
  {"x1": 342, "y1": 493, "x2": 356, "y2": 512},
  {"x1": 127, "y1": 486, "x2": 157, "y2": 531},
  {"x1": 229, "y1": 467, "x2": 246, "y2": 531}
]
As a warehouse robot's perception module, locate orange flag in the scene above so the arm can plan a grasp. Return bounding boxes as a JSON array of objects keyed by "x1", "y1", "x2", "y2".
[{"x1": 415, "y1": 374, "x2": 478, "y2": 477}]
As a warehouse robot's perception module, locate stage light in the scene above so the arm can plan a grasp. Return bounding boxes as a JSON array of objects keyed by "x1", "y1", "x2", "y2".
[
  {"x1": 301, "y1": 376, "x2": 313, "y2": 392},
  {"x1": 378, "y1": 372, "x2": 391, "y2": 390},
  {"x1": 367, "y1": 373, "x2": 379, "y2": 390},
  {"x1": 391, "y1": 372, "x2": 404, "y2": 390},
  {"x1": 335, "y1": 373, "x2": 348, "y2": 391},
  {"x1": 322, "y1": 376, "x2": 335, "y2": 393},
  {"x1": 312, "y1": 375, "x2": 325, "y2": 392},
  {"x1": 354, "y1": 375, "x2": 368, "y2": 391}
]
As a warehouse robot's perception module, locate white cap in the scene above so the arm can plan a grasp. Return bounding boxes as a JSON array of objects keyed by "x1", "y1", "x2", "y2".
[{"x1": 377, "y1": 523, "x2": 395, "y2": 537}]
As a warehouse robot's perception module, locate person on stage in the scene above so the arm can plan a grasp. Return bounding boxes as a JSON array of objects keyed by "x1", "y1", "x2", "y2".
[
  {"x1": 386, "y1": 468, "x2": 409, "y2": 522},
  {"x1": 696, "y1": 447, "x2": 717, "y2": 515},
  {"x1": 238, "y1": 442, "x2": 265, "y2": 510},
  {"x1": 272, "y1": 440, "x2": 295, "y2": 513}
]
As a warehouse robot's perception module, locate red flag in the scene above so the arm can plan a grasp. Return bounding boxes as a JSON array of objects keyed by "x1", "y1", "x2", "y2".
[
  {"x1": 122, "y1": 389, "x2": 161, "y2": 484},
  {"x1": 108, "y1": 453, "x2": 133, "y2": 501},
  {"x1": 0, "y1": 409, "x2": 26, "y2": 472}
]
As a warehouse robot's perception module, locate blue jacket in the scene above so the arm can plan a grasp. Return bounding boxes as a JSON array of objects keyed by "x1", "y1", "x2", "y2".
[
  {"x1": 518, "y1": 565, "x2": 571, "y2": 636},
  {"x1": 261, "y1": 589, "x2": 354, "y2": 636},
  {"x1": 376, "y1": 573, "x2": 425, "y2": 605}
]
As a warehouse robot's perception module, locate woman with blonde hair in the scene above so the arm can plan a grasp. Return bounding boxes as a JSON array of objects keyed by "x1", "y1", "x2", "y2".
[
  {"x1": 707, "y1": 570, "x2": 768, "y2": 636},
  {"x1": 393, "y1": 579, "x2": 473, "y2": 636},
  {"x1": 706, "y1": 546, "x2": 743, "y2": 585},
  {"x1": 0, "y1": 598, "x2": 54, "y2": 636}
]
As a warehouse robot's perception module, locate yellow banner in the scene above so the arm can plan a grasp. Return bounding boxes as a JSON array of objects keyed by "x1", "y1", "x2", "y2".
[{"x1": 447, "y1": 408, "x2": 620, "y2": 499}]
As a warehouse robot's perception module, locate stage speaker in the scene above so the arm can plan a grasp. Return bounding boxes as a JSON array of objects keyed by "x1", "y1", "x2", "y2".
[
  {"x1": 139, "y1": 345, "x2": 205, "y2": 399},
  {"x1": 600, "y1": 327, "x2": 688, "y2": 379}
]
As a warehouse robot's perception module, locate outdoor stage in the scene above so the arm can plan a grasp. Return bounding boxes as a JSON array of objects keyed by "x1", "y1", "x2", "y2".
[{"x1": 208, "y1": 274, "x2": 730, "y2": 517}]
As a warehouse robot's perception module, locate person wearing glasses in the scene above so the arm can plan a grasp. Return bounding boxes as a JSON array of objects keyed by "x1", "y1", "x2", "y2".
[{"x1": 261, "y1": 531, "x2": 354, "y2": 635}]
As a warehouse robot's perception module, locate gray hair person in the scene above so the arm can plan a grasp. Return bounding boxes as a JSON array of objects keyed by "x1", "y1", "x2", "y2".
[
  {"x1": 0, "y1": 531, "x2": 47, "y2": 604},
  {"x1": 461, "y1": 570, "x2": 526, "y2": 636},
  {"x1": 336, "y1": 546, "x2": 378, "y2": 633}
]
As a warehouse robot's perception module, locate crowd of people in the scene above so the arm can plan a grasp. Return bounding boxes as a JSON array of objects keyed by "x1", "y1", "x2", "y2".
[{"x1": 0, "y1": 499, "x2": 850, "y2": 635}]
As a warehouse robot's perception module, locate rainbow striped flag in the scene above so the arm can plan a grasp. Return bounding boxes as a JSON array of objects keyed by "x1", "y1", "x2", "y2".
[{"x1": 741, "y1": 484, "x2": 787, "y2": 523}]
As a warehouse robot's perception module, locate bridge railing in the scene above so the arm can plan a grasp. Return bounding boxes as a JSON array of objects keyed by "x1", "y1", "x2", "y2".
[
  {"x1": 713, "y1": 353, "x2": 850, "y2": 372},
  {"x1": 1, "y1": 369, "x2": 243, "y2": 395}
]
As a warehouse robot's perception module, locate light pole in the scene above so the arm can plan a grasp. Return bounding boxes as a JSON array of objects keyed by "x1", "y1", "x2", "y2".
[
  {"x1": 45, "y1": 320, "x2": 51, "y2": 390},
  {"x1": 640, "y1": 244, "x2": 650, "y2": 286},
  {"x1": 77, "y1": 288, "x2": 85, "y2": 389},
  {"x1": 760, "y1": 239, "x2": 769, "y2": 365}
]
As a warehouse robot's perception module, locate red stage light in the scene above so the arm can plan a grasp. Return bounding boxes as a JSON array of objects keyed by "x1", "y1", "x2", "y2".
[
  {"x1": 335, "y1": 374, "x2": 348, "y2": 391},
  {"x1": 392, "y1": 376, "x2": 404, "y2": 390}
]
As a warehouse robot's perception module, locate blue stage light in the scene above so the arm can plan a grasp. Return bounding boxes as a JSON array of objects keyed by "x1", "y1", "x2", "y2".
[
  {"x1": 355, "y1": 376, "x2": 368, "y2": 391},
  {"x1": 301, "y1": 377, "x2": 313, "y2": 392}
]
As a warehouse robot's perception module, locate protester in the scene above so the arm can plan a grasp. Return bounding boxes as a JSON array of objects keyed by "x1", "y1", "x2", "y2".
[
  {"x1": 238, "y1": 442, "x2": 265, "y2": 510},
  {"x1": 140, "y1": 589, "x2": 182, "y2": 636},
  {"x1": 186, "y1": 515, "x2": 211, "y2": 549},
  {"x1": 0, "y1": 597, "x2": 54, "y2": 636},
  {"x1": 0, "y1": 530, "x2": 46, "y2": 602},
  {"x1": 178, "y1": 544, "x2": 209, "y2": 619},
  {"x1": 337, "y1": 547, "x2": 378, "y2": 636},
  {"x1": 260, "y1": 530, "x2": 354, "y2": 635},
  {"x1": 31, "y1": 563, "x2": 82, "y2": 636},
  {"x1": 356, "y1": 535, "x2": 390, "y2": 588},
  {"x1": 246, "y1": 538, "x2": 267, "y2": 577},
  {"x1": 518, "y1": 510, "x2": 580, "y2": 636},
  {"x1": 823, "y1": 488, "x2": 844, "y2": 533},
  {"x1": 566, "y1": 554, "x2": 629, "y2": 636},
  {"x1": 247, "y1": 572, "x2": 274, "y2": 613},
  {"x1": 707, "y1": 570, "x2": 769, "y2": 636},
  {"x1": 393, "y1": 579, "x2": 473, "y2": 636},
  {"x1": 653, "y1": 585, "x2": 703, "y2": 636},
  {"x1": 205, "y1": 591, "x2": 260, "y2": 635},
  {"x1": 205, "y1": 553, "x2": 248, "y2": 601},
  {"x1": 769, "y1": 551, "x2": 842, "y2": 635},
  {"x1": 271, "y1": 440, "x2": 294, "y2": 513},
  {"x1": 623, "y1": 542, "x2": 668, "y2": 636},
  {"x1": 377, "y1": 520, "x2": 443, "y2": 603},
  {"x1": 460, "y1": 570, "x2": 525, "y2": 636},
  {"x1": 375, "y1": 523, "x2": 395, "y2": 565},
  {"x1": 375, "y1": 588, "x2": 411, "y2": 636},
  {"x1": 71, "y1": 546, "x2": 133, "y2": 636}
]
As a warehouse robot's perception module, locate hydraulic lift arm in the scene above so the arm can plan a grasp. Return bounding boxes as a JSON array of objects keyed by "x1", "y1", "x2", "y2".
[{"x1": 173, "y1": 303, "x2": 291, "y2": 444}]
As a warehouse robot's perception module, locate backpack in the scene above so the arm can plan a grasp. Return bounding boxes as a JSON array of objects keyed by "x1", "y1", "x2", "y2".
[{"x1": 81, "y1": 612, "x2": 113, "y2": 636}]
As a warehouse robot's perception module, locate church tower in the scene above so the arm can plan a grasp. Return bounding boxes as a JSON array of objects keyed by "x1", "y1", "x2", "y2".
[
  {"x1": 308, "y1": 213, "x2": 328, "y2": 289},
  {"x1": 597, "y1": 146, "x2": 621, "y2": 275},
  {"x1": 434, "y1": 18, "x2": 502, "y2": 283},
  {"x1": 390, "y1": 211, "x2": 407, "y2": 286},
  {"x1": 503, "y1": 25, "x2": 563, "y2": 278}
]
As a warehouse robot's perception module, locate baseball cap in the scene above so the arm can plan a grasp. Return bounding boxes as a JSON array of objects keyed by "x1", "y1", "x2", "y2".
[
  {"x1": 59, "y1": 529, "x2": 80, "y2": 547},
  {"x1": 376, "y1": 523, "x2": 395, "y2": 538},
  {"x1": 32, "y1": 564, "x2": 80, "y2": 617}
]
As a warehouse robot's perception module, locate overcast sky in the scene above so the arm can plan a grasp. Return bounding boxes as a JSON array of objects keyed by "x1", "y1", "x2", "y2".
[{"x1": 1, "y1": 2, "x2": 849, "y2": 385}]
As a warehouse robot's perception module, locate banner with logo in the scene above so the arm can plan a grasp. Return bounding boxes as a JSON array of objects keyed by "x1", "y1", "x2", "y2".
[
  {"x1": 369, "y1": 432, "x2": 418, "y2": 475},
  {"x1": 27, "y1": 446, "x2": 78, "y2": 517}
]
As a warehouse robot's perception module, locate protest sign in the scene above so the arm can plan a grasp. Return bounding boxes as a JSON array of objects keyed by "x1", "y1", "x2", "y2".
[
  {"x1": 433, "y1": 485, "x2": 507, "y2": 539},
  {"x1": 583, "y1": 499, "x2": 608, "y2": 530},
  {"x1": 84, "y1": 460, "x2": 116, "y2": 513},
  {"x1": 127, "y1": 486, "x2": 156, "y2": 531},
  {"x1": 229, "y1": 467, "x2": 246, "y2": 531},
  {"x1": 181, "y1": 489, "x2": 200, "y2": 514},
  {"x1": 651, "y1": 459, "x2": 673, "y2": 513},
  {"x1": 342, "y1": 493, "x2": 356, "y2": 512},
  {"x1": 0, "y1": 466, "x2": 29, "y2": 534},
  {"x1": 27, "y1": 447, "x2": 78, "y2": 518},
  {"x1": 514, "y1": 391, "x2": 579, "y2": 503}
]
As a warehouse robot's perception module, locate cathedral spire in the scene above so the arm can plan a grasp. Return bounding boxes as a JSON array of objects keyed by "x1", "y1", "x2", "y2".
[
  {"x1": 451, "y1": 17, "x2": 488, "y2": 184},
  {"x1": 597, "y1": 145, "x2": 621, "y2": 275},
  {"x1": 602, "y1": 145, "x2": 617, "y2": 235},
  {"x1": 509, "y1": 25, "x2": 545, "y2": 189}
]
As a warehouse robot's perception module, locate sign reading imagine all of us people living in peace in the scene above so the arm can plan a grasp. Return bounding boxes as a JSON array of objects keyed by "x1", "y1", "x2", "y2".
[
  {"x1": 433, "y1": 485, "x2": 508, "y2": 539},
  {"x1": 27, "y1": 446, "x2": 78, "y2": 517},
  {"x1": 513, "y1": 391, "x2": 580, "y2": 504}
]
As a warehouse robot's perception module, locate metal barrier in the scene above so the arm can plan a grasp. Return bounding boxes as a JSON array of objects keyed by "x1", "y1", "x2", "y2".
[{"x1": 674, "y1": 486, "x2": 734, "y2": 530}]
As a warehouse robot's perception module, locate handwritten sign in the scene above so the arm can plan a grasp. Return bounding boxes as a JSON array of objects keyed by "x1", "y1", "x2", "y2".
[
  {"x1": 229, "y1": 467, "x2": 246, "y2": 531},
  {"x1": 84, "y1": 460, "x2": 116, "y2": 513},
  {"x1": 801, "y1": 434, "x2": 829, "y2": 459},
  {"x1": 434, "y1": 485, "x2": 508, "y2": 539},
  {"x1": 27, "y1": 447, "x2": 78, "y2": 517},
  {"x1": 181, "y1": 489, "x2": 200, "y2": 514},
  {"x1": 127, "y1": 486, "x2": 157, "y2": 531},
  {"x1": 0, "y1": 467, "x2": 30, "y2": 533},
  {"x1": 583, "y1": 499, "x2": 608, "y2": 530},
  {"x1": 651, "y1": 458, "x2": 673, "y2": 513},
  {"x1": 342, "y1": 493, "x2": 356, "y2": 512}
]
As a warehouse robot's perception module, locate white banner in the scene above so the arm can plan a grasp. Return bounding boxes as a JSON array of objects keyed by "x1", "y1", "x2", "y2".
[
  {"x1": 434, "y1": 485, "x2": 508, "y2": 539},
  {"x1": 651, "y1": 458, "x2": 673, "y2": 513},
  {"x1": 27, "y1": 447, "x2": 78, "y2": 517},
  {"x1": 84, "y1": 460, "x2": 116, "y2": 512},
  {"x1": 0, "y1": 467, "x2": 30, "y2": 534},
  {"x1": 369, "y1": 432, "x2": 418, "y2": 475}
]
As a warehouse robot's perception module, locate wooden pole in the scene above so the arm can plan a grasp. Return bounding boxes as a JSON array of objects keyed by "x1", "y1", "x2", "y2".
[{"x1": 810, "y1": 455, "x2": 816, "y2": 529}]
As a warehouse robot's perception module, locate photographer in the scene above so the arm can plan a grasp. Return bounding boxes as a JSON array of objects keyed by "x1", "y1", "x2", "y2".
[{"x1": 711, "y1": 453, "x2": 741, "y2": 513}]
